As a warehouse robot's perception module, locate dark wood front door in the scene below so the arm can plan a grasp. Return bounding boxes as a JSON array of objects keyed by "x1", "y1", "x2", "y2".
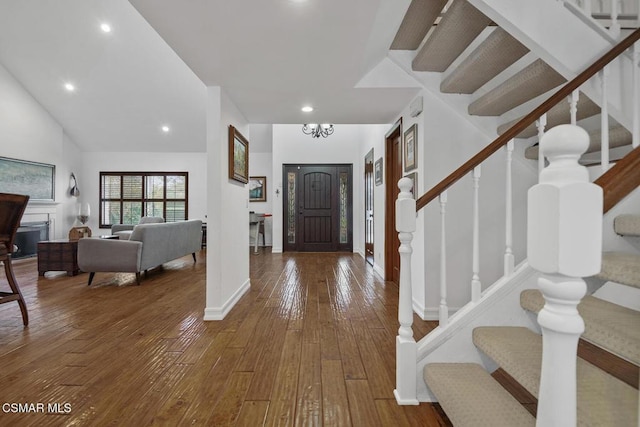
[
  {"x1": 364, "y1": 149, "x2": 374, "y2": 266},
  {"x1": 385, "y1": 120, "x2": 402, "y2": 284},
  {"x1": 283, "y1": 164, "x2": 353, "y2": 252}
]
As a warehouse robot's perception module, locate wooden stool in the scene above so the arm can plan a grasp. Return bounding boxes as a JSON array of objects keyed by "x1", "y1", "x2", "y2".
[{"x1": 0, "y1": 193, "x2": 30, "y2": 326}]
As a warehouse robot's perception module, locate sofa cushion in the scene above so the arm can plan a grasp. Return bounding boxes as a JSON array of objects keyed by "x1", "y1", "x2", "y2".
[{"x1": 114, "y1": 230, "x2": 133, "y2": 240}]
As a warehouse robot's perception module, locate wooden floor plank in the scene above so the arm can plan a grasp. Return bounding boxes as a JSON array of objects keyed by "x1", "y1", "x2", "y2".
[
  {"x1": 295, "y1": 343, "x2": 322, "y2": 426},
  {"x1": 321, "y1": 359, "x2": 352, "y2": 426},
  {"x1": 0, "y1": 250, "x2": 444, "y2": 426},
  {"x1": 236, "y1": 400, "x2": 270, "y2": 427},
  {"x1": 346, "y1": 379, "x2": 383, "y2": 427}
]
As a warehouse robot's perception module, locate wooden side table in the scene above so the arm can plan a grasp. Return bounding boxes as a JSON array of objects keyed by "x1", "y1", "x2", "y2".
[{"x1": 38, "y1": 239, "x2": 79, "y2": 276}]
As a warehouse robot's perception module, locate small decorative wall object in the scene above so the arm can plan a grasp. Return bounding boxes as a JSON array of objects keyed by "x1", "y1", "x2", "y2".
[
  {"x1": 69, "y1": 173, "x2": 80, "y2": 197},
  {"x1": 68, "y1": 226, "x2": 92, "y2": 241},
  {"x1": 403, "y1": 124, "x2": 417, "y2": 172},
  {"x1": 229, "y1": 125, "x2": 249, "y2": 184},
  {"x1": 249, "y1": 176, "x2": 267, "y2": 202},
  {"x1": 405, "y1": 172, "x2": 417, "y2": 199},
  {"x1": 374, "y1": 157, "x2": 383, "y2": 186}
]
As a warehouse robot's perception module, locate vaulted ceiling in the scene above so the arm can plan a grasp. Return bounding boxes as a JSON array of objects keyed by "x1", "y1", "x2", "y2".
[{"x1": 0, "y1": 0, "x2": 419, "y2": 153}]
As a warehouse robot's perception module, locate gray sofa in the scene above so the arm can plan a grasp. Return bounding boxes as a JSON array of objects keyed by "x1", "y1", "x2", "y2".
[
  {"x1": 78, "y1": 219, "x2": 202, "y2": 285},
  {"x1": 111, "y1": 216, "x2": 164, "y2": 240}
]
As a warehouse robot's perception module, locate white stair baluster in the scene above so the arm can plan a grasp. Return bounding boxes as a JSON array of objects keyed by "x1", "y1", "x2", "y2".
[
  {"x1": 504, "y1": 140, "x2": 515, "y2": 276},
  {"x1": 394, "y1": 177, "x2": 418, "y2": 405},
  {"x1": 439, "y1": 191, "x2": 448, "y2": 326},
  {"x1": 536, "y1": 114, "x2": 547, "y2": 176},
  {"x1": 610, "y1": 0, "x2": 621, "y2": 37},
  {"x1": 471, "y1": 167, "x2": 482, "y2": 302},
  {"x1": 569, "y1": 90, "x2": 579, "y2": 125},
  {"x1": 528, "y1": 125, "x2": 602, "y2": 427},
  {"x1": 600, "y1": 66, "x2": 610, "y2": 171},
  {"x1": 633, "y1": 41, "x2": 639, "y2": 148}
]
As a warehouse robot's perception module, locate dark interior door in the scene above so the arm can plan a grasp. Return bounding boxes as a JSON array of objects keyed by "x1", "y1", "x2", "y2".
[
  {"x1": 283, "y1": 164, "x2": 352, "y2": 252},
  {"x1": 364, "y1": 149, "x2": 374, "y2": 266},
  {"x1": 385, "y1": 121, "x2": 402, "y2": 284},
  {"x1": 299, "y1": 166, "x2": 334, "y2": 251}
]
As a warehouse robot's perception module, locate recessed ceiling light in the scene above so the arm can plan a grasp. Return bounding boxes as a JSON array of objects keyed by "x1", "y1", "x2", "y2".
[
  {"x1": 100, "y1": 23, "x2": 112, "y2": 33},
  {"x1": 161, "y1": 125, "x2": 170, "y2": 133},
  {"x1": 301, "y1": 106, "x2": 313, "y2": 113},
  {"x1": 64, "y1": 83, "x2": 75, "y2": 92}
]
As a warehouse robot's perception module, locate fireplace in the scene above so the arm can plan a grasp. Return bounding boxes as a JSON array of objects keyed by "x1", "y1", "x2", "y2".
[{"x1": 13, "y1": 221, "x2": 50, "y2": 259}]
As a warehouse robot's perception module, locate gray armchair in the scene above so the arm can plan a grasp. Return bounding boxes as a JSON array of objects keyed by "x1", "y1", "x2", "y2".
[{"x1": 112, "y1": 216, "x2": 164, "y2": 239}]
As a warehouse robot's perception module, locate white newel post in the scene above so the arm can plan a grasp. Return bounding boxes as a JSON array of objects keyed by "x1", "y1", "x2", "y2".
[
  {"x1": 394, "y1": 177, "x2": 418, "y2": 405},
  {"x1": 527, "y1": 125, "x2": 603, "y2": 427}
]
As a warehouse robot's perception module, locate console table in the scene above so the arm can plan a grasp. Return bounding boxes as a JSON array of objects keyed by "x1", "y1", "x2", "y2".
[{"x1": 38, "y1": 239, "x2": 79, "y2": 276}]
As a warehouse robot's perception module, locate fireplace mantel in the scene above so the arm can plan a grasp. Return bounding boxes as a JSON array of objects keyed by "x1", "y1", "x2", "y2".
[{"x1": 22, "y1": 201, "x2": 60, "y2": 240}]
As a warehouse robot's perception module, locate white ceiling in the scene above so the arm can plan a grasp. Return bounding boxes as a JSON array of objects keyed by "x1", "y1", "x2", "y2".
[{"x1": 0, "y1": 0, "x2": 418, "y2": 153}]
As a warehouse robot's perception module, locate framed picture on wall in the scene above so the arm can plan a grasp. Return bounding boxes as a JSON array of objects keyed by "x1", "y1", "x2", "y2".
[
  {"x1": 403, "y1": 124, "x2": 417, "y2": 172},
  {"x1": 0, "y1": 156, "x2": 55, "y2": 201},
  {"x1": 405, "y1": 172, "x2": 417, "y2": 199},
  {"x1": 249, "y1": 176, "x2": 267, "y2": 202},
  {"x1": 374, "y1": 157, "x2": 383, "y2": 186},
  {"x1": 229, "y1": 125, "x2": 249, "y2": 184}
]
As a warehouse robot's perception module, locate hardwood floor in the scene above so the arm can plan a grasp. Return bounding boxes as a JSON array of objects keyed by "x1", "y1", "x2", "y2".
[{"x1": 0, "y1": 250, "x2": 446, "y2": 426}]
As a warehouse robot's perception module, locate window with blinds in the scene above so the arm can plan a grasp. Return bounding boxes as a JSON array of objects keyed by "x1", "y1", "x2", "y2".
[{"x1": 99, "y1": 172, "x2": 188, "y2": 228}]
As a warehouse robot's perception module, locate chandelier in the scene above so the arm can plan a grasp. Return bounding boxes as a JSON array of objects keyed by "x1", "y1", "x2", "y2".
[{"x1": 302, "y1": 123, "x2": 334, "y2": 138}]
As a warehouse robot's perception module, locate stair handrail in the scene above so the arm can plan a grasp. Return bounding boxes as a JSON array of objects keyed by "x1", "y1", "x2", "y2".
[
  {"x1": 415, "y1": 28, "x2": 640, "y2": 212},
  {"x1": 595, "y1": 144, "x2": 640, "y2": 212}
]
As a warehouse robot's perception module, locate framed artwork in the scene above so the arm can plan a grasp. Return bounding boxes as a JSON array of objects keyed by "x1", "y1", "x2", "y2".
[
  {"x1": 405, "y1": 172, "x2": 417, "y2": 199},
  {"x1": 229, "y1": 125, "x2": 249, "y2": 184},
  {"x1": 249, "y1": 176, "x2": 267, "y2": 202},
  {"x1": 403, "y1": 124, "x2": 417, "y2": 172},
  {"x1": 0, "y1": 156, "x2": 55, "y2": 201},
  {"x1": 374, "y1": 157, "x2": 383, "y2": 186}
]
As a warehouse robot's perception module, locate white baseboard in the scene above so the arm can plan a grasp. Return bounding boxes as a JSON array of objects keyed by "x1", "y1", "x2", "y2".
[
  {"x1": 373, "y1": 262, "x2": 385, "y2": 280},
  {"x1": 203, "y1": 278, "x2": 250, "y2": 321},
  {"x1": 271, "y1": 247, "x2": 283, "y2": 253}
]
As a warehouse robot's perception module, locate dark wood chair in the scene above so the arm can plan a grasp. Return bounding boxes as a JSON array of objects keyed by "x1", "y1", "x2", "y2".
[{"x1": 0, "y1": 193, "x2": 30, "y2": 326}]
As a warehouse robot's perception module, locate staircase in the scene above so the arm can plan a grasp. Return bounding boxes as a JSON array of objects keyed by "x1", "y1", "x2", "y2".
[
  {"x1": 389, "y1": 0, "x2": 640, "y2": 425},
  {"x1": 426, "y1": 214, "x2": 640, "y2": 426}
]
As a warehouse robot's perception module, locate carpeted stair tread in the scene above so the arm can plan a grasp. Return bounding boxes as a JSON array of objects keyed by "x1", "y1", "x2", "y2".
[
  {"x1": 520, "y1": 289, "x2": 640, "y2": 365},
  {"x1": 424, "y1": 363, "x2": 535, "y2": 427},
  {"x1": 412, "y1": 0, "x2": 491, "y2": 72},
  {"x1": 390, "y1": 0, "x2": 448, "y2": 50},
  {"x1": 525, "y1": 125, "x2": 632, "y2": 160},
  {"x1": 473, "y1": 326, "x2": 638, "y2": 426},
  {"x1": 614, "y1": 214, "x2": 640, "y2": 236},
  {"x1": 598, "y1": 251, "x2": 640, "y2": 289},
  {"x1": 468, "y1": 59, "x2": 566, "y2": 116},
  {"x1": 497, "y1": 94, "x2": 600, "y2": 138},
  {"x1": 440, "y1": 27, "x2": 529, "y2": 94}
]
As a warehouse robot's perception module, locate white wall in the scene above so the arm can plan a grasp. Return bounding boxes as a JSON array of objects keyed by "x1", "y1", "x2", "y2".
[
  {"x1": 248, "y1": 124, "x2": 273, "y2": 246},
  {"x1": 0, "y1": 61, "x2": 82, "y2": 238},
  {"x1": 80, "y1": 152, "x2": 207, "y2": 233},
  {"x1": 358, "y1": 124, "x2": 393, "y2": 277},
  {"x1": 271, "y1": 125, "x2": 368, "y2": 254},
  {"x1": 204, "y1": 87, "x2": 251, "y2": 320}
]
